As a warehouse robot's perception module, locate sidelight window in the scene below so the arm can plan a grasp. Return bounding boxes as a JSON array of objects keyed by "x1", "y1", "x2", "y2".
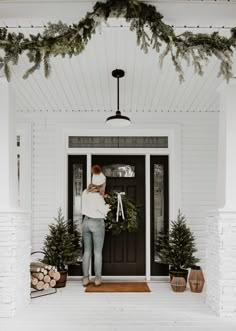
[
  {"x1": 153, "y1": 164, "x2": 164, "y2": 262},
  {"x1": 72, "y1": 164, "x2": 84, "y2": 261}
]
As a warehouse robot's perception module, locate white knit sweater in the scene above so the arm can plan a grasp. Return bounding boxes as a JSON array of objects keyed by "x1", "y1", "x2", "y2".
[{"x1": 81, "y1": 189, "x2": 110, "y2": 219}]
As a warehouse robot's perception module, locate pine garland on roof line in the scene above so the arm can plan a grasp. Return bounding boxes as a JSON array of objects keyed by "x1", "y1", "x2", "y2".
[{"x1": 0, "y1": 0, "x2": 236, "y2": 81}]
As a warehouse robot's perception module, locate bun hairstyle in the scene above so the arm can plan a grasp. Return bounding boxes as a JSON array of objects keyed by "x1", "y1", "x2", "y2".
[
  {"x1": 88, "y1": 165, "x2": 106, "y2": 195},
  {"x1": 92, "y1": 165, "x2": 102, "y2": 175}
]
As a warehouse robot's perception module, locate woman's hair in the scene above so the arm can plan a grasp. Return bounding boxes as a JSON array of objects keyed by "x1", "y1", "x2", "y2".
[
  {"x1": 87, "y1": 183, "x2": 105, "y2": 195},
  {"x1": 89, "y1": 165, "x2": 106, "y2": 196},
  {"x1": 92, "y1": 165, "x2": 102, "y2": 175}
]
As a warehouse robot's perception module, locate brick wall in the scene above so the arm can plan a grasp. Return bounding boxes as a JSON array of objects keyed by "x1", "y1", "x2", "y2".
[
  {"x1": 206, "y1": 213, "x2": 221, "y2": 314},
  {"x1": 206, "y1": 210, "x2": 236, "y2": 316},
  {"x1": 0, "y1": 212, "x2": 31, "y2": 317}
]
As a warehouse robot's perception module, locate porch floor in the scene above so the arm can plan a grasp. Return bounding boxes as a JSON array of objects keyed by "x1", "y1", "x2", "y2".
[{"x1": 1, "y1": 279, "x2": 236, "y2": 331}]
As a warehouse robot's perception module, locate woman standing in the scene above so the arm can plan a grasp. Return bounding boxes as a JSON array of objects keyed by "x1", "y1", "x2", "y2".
[{"x1": 81, "y1": 168, "x2": 110, "y2": 287}]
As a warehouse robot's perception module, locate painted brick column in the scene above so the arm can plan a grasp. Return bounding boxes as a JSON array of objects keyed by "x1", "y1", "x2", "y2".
[
  {"x1": 206, "y1": 81, "x2": 236, "y2": 316},
  {"x1": 0, "y1": 78, "x2": 31, "y2": 317}
]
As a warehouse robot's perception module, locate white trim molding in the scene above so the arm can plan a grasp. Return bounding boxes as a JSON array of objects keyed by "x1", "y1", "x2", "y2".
[{"x1": 54, "y1": 123, "x2": 181, "y2": 279}]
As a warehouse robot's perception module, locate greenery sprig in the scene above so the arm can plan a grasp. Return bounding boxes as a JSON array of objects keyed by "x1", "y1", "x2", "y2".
[
  {"x1": 105, "y1": 192, "x2": 140, "y2": 236},
  {"x1": 0, "y1": 0, "x2": 235, "y2": 81}
]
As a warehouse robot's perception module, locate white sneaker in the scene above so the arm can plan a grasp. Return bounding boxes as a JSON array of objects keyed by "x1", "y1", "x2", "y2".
[
  {"x1": 82, "y1": 277, "x2": 89, "y2": 287},
  {"x1": 94, "y1": 277, "x2": 102, "y2": 287}
]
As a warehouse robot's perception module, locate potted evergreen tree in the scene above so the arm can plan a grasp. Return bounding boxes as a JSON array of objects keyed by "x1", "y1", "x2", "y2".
[
  {"x1": 41, "y1": 208, "x2": 81, "y2": 287},
  {"x1": 156, "y1": 211, "x2": 199, "y2": 290}
]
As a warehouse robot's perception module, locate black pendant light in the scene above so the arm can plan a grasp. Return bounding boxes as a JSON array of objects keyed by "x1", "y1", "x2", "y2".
[{"x1": 106, "y1": 69, "x2": 131, "y2": 127}]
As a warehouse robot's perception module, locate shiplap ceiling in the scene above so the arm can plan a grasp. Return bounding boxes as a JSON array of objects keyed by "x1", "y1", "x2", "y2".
[{"x1": 1, "y1": 0, "x2": 236, "y2": 113}]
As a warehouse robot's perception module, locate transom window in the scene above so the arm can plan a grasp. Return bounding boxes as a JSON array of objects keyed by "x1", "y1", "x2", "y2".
[{"x1": 68, "y1": 136, "x2": 168, "y2": 148}]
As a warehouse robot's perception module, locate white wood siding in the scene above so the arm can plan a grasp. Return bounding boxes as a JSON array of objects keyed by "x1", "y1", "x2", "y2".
[
  {"x1": 181, "y1": 115, "x2": 218, "y2": 269},
  {"x1": 31, "y1": 121, "x2": 58, "y2": 250},
  {"x1": 26, "y1": 112, "x2": 218, "y2": 271}
]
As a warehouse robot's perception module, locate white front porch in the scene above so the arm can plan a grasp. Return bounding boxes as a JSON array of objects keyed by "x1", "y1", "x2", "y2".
[
  {"x1": 1, "y1": 280, "x2": 236, "y2": 331},
  {"x1": 2, "y1": 0, "x2": 236, "y2": 322}
]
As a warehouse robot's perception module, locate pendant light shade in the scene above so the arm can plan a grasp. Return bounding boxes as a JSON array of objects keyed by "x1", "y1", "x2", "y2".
[
  {"x1": 106, "y1": 110, "x2": 131, "y2": 127},
  {"x1": 106, "y1": 69, "x2": 131, "y2": 127}
]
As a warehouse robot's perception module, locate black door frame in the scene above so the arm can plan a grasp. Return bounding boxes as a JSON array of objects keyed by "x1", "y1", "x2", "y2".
[{"x1": 67, "y1": 153, "x2": 170, "y2": 277}]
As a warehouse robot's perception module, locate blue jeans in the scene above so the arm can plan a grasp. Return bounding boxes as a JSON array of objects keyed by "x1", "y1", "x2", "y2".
[{"x1": 82, "y1": 216, "x2": 105, "y2": 279}]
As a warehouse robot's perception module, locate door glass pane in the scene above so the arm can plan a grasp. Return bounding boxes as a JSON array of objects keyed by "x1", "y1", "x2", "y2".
[
  {"x1": 102, "y1": 164, "x2": 135, "y2": 177},
  {"x1": 154, "y1": 164, "x2": 164, "y2": 262},
  {"x1": 73, "y1": 164, "x2": 83, "y2": 261}
]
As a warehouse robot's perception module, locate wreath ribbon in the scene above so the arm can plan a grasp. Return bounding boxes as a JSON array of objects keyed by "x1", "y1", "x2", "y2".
[{"x1": 116, "y1": 192, "x2": 125, "y2": 222}]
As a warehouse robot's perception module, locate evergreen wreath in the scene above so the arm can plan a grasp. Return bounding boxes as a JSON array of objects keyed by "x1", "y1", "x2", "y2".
[
  {"x1": 0, "y1": 0, "x2": 236, "y2": 81},
  {"x1": 105, "y1": 192, "x2": 140, "y2": 236}
]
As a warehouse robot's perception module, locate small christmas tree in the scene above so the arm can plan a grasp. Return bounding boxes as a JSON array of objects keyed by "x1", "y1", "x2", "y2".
[
  {"x1": 42, "y1": 208, "x2": 81, "y2": 271},
  {"x1": 157, "y1": 210, "x2": 199, "y2": 271}
]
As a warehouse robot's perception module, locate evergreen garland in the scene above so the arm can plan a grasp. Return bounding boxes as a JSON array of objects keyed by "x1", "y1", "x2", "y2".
[
  {"x1": 0, "y1": 0, "x2": 235, "y2": 81},
  {"x1": 42, "y1": 208, "x2": 81, "y2": 271},
  {"x1": 105, "y1": 192, "x2": 139, "y2": 235},
  {"x1": 156, "y1": 211, "x2": 199, "y2": 270}
]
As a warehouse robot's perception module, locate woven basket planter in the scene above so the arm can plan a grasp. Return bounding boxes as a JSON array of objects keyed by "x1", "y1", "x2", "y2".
[
  {"x1": 170, "y1": 276, "x2": 186, "y2": 292},
  {"x1": 169, "y1": 269, "x2": 188, "y2": 284},
  {"x1": 188, "y1": 266, "x2": 205, "y2": 293}
]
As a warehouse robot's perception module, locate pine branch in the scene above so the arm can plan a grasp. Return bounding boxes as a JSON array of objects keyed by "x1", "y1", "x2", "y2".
[{"x1": 0, "y1": 0, "x2": 236, "y2": 80}]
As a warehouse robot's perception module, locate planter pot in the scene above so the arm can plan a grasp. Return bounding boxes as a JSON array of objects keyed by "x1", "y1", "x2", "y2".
[
  {"x1": 169, "y1": 269, "x2": 189, "y2": 285},
  {"x1": 188, "y1": 266, "x2": 205, "y2": 293},
  {"x1": 171, "y1": 276, "x2": 186, "y2": 292},
  {"x1": 55, "y1": 270, "x2": 68, "y2": 288}
]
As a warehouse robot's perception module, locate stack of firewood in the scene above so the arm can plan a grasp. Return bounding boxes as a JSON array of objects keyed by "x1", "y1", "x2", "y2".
[{"x1": 30, "y1": 262, "x2": 60, "y2": 290}]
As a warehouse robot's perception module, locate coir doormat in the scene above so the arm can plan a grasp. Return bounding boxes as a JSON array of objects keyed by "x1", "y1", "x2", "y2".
[{"x1": 85, "y1": 282, "x2": 151, "y2": 293}]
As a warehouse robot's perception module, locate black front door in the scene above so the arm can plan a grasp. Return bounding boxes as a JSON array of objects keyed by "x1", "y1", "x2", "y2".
[{"x1": 92, "y1": 155, "x2": 145, "y2": 276}]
